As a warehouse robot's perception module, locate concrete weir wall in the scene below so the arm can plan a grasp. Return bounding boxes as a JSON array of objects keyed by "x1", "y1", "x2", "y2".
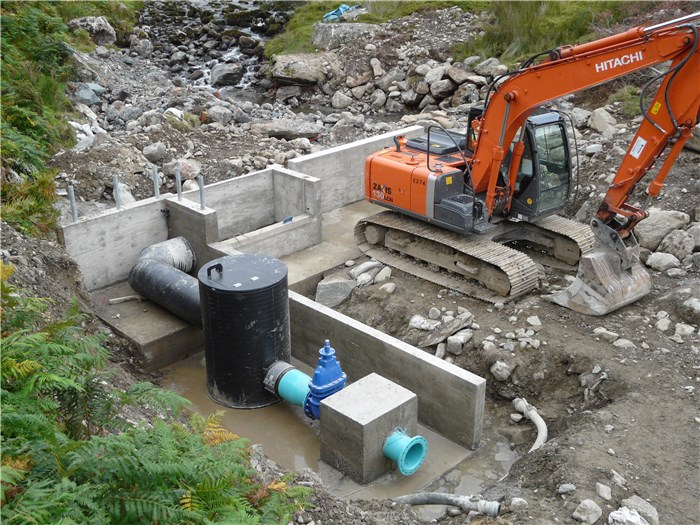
[
  {"x1": 289, "y1": 292, "x2": 485, "y2": 449},
  {"x1": 59, "y1": 127, "x2": 486, "y2": 449}
]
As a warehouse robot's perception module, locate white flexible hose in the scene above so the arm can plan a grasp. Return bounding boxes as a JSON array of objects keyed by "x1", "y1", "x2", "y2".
[
  {"x1": 393, "y1": 493, "x2": 501, "y2": 517},
  {"x1": 513, "y1": 397, "x2": 548, "y2": 453}
]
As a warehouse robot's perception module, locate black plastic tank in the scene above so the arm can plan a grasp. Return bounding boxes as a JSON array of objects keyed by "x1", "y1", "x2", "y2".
[{"x1": 198, "y1": 254, "x2": 290, "y2": 408}]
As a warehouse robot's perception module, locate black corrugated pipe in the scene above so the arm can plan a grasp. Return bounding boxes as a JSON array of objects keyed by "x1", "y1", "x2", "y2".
[{"x1": 128, "y1": 237, "x2": 202, "y2": 326}]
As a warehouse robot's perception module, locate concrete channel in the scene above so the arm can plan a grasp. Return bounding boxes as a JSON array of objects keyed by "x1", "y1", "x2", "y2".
[{"x1": 60, "y1": 126, "x2": 513, "y2": 497}]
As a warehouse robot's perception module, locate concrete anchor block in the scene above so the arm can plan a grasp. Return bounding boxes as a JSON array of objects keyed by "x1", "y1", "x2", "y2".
[{"x1": 320, "y1": 373, "x2": 419, "y2": 484}]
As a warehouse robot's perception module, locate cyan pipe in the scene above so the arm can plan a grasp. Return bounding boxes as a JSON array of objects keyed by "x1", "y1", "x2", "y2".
[
  {"x1": 383, "y1": 429, "x2": 428, "y2": 476},
  {"x1": 277, "y1": 368, "x2": 311, "y2": 408}
]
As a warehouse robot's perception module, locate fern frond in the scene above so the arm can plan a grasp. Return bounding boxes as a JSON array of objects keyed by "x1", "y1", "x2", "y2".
[{"x1": 122, "y1": 381, "x2": 191, "y2": 416}]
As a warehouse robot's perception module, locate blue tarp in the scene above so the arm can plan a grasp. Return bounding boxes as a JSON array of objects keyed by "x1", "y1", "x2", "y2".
[{"x1": 323, "y1": 4, "x2": 359, "y2": 23}]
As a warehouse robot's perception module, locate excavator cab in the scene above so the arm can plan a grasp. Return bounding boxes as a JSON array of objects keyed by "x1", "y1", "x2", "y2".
[{"x1": 506, "y1": 113, "x2": 573, "y2": 219}]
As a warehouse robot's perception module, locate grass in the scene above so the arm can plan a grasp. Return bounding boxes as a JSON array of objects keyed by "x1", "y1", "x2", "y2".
[
  {"x1": 264, "y1": 1, "x2": 483, "y2": 57},
  {"x1": 0, "y1": 1, "x2": 141, "y2": 237},
  {"x1": 451, "y1": 1, "x2": 655, "y2": 65},
  {"x1": 607, "y1": 84, "x2": 641, "y2": 117}
]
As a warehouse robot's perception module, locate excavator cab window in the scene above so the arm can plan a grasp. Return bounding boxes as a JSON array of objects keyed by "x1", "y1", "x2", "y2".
[{"x1": 509, "y1": 113, "x2": 572, "y2": 218}]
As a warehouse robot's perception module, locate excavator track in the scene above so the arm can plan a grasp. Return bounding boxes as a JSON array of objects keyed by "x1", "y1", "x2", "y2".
[{"x1": 355, "y1": 211, "x2": 595, "y2": 303}]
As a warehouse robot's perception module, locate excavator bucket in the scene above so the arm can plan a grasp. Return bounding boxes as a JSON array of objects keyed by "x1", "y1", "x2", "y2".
[{"x1": 545, "y1": 244, "x2": 652, "y2": 316}]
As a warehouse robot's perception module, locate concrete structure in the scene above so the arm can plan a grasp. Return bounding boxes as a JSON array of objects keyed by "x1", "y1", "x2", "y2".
[
  {"x1": 58, "y1": 126, "x2": 485, "y2": 452},
  {"x1": 320, "y1": 373, "x2": 418, "y2": 484}
]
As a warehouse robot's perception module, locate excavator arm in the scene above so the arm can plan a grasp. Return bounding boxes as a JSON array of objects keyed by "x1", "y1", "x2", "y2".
[{"x1": 469, "y1": 12, "x2": 700, "y2": 223}]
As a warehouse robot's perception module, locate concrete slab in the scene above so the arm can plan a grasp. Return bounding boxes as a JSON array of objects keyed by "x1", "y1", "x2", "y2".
[
  {"x1": 90, "y1": 281, "x2": 203, "y2": 371},
  {"x1": 283, "y1": 200, "x2": 383, "y2": 294},
  {"x1": 320, "y1": 373, "x2": 419, "y2": 484}
]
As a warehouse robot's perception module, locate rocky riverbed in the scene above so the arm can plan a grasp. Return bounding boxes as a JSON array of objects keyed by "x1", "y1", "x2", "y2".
[{"x1": 5, "y1": 2, "x2": 699, "y2": 524}]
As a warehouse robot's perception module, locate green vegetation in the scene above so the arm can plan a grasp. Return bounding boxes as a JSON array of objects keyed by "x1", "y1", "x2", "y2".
[
  {"x1": 607, "y1": 84, "x2": 642, "y2": 117},
  {"x1": 0, "y1": 1, "x2": 140, "y2": 237},
  {"x1": 264, "y1": 1, "x2": 484, "y2": 57},
  {"x1": 0, "y1": 262, "x2": 311, "y2": 524},
  {"x1": 452, "y1": 1, "x2": 652, "y2": 64}
]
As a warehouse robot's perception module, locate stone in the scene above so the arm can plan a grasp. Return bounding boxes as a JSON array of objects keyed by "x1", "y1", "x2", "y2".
[
  {"x1": 611, "y1": 469, "x2": 627, "y2": 487},
  {"x1": 451, "y1": 83, "x2": 479, "y2": 106},
  {"x1": 142, "y1": 142, "x2": 167, "y2": 163},
  {"x1": 250, "y1": 119, "x2": 323, "y2": 140},
  {"x1": 131, "y1": 38, "x2": 153, "y2": 58},
  {"x1": 491, "y1": 360, "x2": 515, "y2": 382},
  {"x1": 357, "y1": 267, "x2": 381, "y2": 287},
  {"x1": 165, "y1": 158, "x2": 201, "y2": 180},
  {"x1": 206, "y1": 105, "x2": 233, "y2": 126},
  {"x1": 424, "y1": 65, "x2": 447, "y2": 84},
  {"x1": 655, "y1": 318, "x2": 671, "y2": 331},
  {"x1": 612, "y1": 338, "x2": 636, "y2": 349},
  {"x1": 271, "y1": 52, "x2": 340, "y2": 84},
  {"x1": 585, "y1": 144, "x2": 603, "y2": 156},
  {"x1": 680, "y1": 298, "x2": 700, "y2": 324},
  {"x1": 379, "y1": 282, "x2": 395, "y2": 294},
  {"x1": 620, "y1": 495, "x2": 658, "y2": 525},
  {"x1": 315, "y1": 276, "x2": 357, "y2": 308},
  {"x1": 572, "y1": 499, "x2": 602, "y2": 524},
  {"x1": 430, "y1": 79, "x2": 456, "y2": 98},
  {"x1": 571, "y1": 107, "x2": 592, "y2": 128},
  {"x1": 446, "y1": 329, "x2": 473, "y2": 356},
  {"x1": 646, "y1": 252, "x2": 680, "y2": 271},
  {"x1": 211, "y1": 63, "x2": 244, "y2": 87},
  {"x1": 510, "y1": 413, "x2": 523, "y2": 423},
  {"x1": 370, "y1": 89, "x2": 387, "y2": 109},
  {"x1": 375, "y1": 68, "x2": 406, "y2": 91},
  {"x1": 675, "y1": 323, "x2": 695, "y2": 337},
  {"x1": 588, "y1": 108, "x2": 617, "y2": 134},
  {"x1": 276, "y1": 85, "x2": 302, "y2": 103},
  {"x1": 474, "y1": 57, "x2": 501, "y2": 76},
  {"x1": 114, "y1": 182, "x2": 135, "y2": 205},
  {"x1": 657, "y1": 229, "x2": 694, "y2": 261},
  {"x1": 370, "y1": 57, "x2": 385, "y2": 77},
  {"x1": 509, "y1": 498, "x2": 528, "y2": 511},
  {"x1": 331, "y1": 90, "x2": 353, "y2": 109},
  {"x1": 687, "y1": 224, "x2": 700, "y2": 250},
  {"x1": 409, "y1": 315, "x2": 441, "y2": 331},
  {"x1": 527, "y1": 316, "x2": 541, "y2": 327},
  {"x1": 557, "y1": 483, "x2": 576, "y2": 494},
  {"x1": 593, "y1": 327, "x2": 619, "y2": 342},
  {"x1": 374, "y1": 267, "x2": 392, "y2": 283},
  {"x1": 95, "y1": 45, "x2": 110, "y2": 58},
  {"x1": 635, "y1": 210, "x2": 690, "y2": 251},
  {"x1": 435, "y1": 342, "x2": 446, "y2": 359},
  {"x1": 596, "y1": 482, "x2": 612, "y2": 501},
  {"x1": 67, "y1": 16, "x2": 116, "y2": 45},
  {"x1": 312, "y1": 22, "x2": 376, "y2": 50},
  {"x1": 446, "y1": 63, "x2": 471, "y2": 85},
  {"x1": 384, "y1": 98, "x2": 404, "y2": 113},
  {"x1": 74, "y1": 84, "x2": 100, "y2": 105},
  {"x1": 428, "y1": 307, "x2": 441, "y2": 320},
  {"x1": 349, "y1": 261, "x2": 382, "y2": 279}
]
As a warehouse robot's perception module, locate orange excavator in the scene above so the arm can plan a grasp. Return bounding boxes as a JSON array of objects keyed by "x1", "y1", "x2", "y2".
[{"x1": 358, "y1": 11, "x2": 700, "y2": 315}]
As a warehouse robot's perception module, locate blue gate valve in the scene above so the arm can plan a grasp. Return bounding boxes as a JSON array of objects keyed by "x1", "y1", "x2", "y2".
[{"x1": 305, "y1": 339, "x2": 347, "y2": 419}]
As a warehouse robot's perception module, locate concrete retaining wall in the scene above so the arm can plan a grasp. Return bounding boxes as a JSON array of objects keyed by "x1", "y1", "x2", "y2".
[
  {"x1": 288, "y1": 291, "x2": 484, "y2": 449},
  {"x1": 287, "y1": 126, "x2": 424, "y2": 213},
  {"x1": 60, "y1": 198, "x2": 168, "y2": 292}
]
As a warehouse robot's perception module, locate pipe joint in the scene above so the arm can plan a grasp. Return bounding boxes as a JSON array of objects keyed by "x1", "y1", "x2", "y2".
[{"x1": 383, "y1": 429, "x2": 428, "y2": 476}]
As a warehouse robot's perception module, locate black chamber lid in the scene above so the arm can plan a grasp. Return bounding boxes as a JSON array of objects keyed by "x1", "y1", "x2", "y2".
[{"x1": 198, "y1": 254, "x2": 288, "y2": 292}]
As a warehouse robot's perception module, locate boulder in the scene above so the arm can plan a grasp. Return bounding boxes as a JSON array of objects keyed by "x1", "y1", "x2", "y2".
[
  {"x1": 370, "y1": 89, "x2": 387, "y2": 109},
  {"x1": 572, "y1": 499, "x2": 602, "y2": 524},
  {"x1": 491, "y1": 360, "x2": 515, "y2": 382},
  {"x1": 620, "y1": 496, "x2": 658, "y2": 525},
  {"x1": 646, "y1": 252, "x2": 680, "y2": 271},
  {"x1": 588, "y1": 108, "x2": 617, "y2": 134},
  {"x1": 680, "y1": 297, "x2": 700, "y2": 324},
  {"x1": 375, "y1": 68, "x2": 406, "y2": 91},
  {"x1": 67, "y1": 16, "x2": 116, "y2": 45},
  {"x1": 75, "y1": 84, "x2": 100, "y2": 105},
  {"x1": 465, "y1": 74, "x2": 487, "y2": 87},
  {"x1": 315, "y1": 276, "x2": 357, "y2": 307},
  {"x1": 474, "y1": 57, "x2": 501, "y2": 76},
  {"x1": 687, "y1": 224, "x2": 700, "y2": 250},
  {"x1": 276, "y1": 85, "x2": 302, "y2": 103},
  {"x1": 447, "y1": 63, "x2": 471, "y2": 85},
  {"x1": 370, "y1": 57, "x2": 385, "y2": 77},
  {"x1": 331, "y1": 90, "x2": 353, "y2": 109},
  {"x1": 571, "y1": 107, "x2": 592, "y2": 128},
  {"x1": 271, "y1": 52, "x2": 341, "y2": 85},
  {"x1": 451, "y1": 83, "x2": 479, "y2": 106},
  {"x1": 635, "y1": 210, "x2": 690, "y2": 250},
  {"x1": 131, "y1": 38, "x2": 153, "y2": 58},
  {"x1": 384, "y1": 98, "x2": 404, "y2": 113},
  {"x1": 250, "y1": 119, "x2": 323, "y2": 140},
  {"x1": 657, "y1": 229, "x2": 694, "y2": 261},
  {"x1": 424, "y1": 65, "x2": 447, "y2": 85},
  {"x1": 206, "y1": 105, "x2": 233, "y2": 125},
  {"x1": 430, "y1": 79, "x2": 456, "y2": 98},
  {"x1": 142, "y1": 142, "x2": 167, "y2": 163},
  {"x1": 211, "y1": 63, "x2": 244, "y2": 87}
]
